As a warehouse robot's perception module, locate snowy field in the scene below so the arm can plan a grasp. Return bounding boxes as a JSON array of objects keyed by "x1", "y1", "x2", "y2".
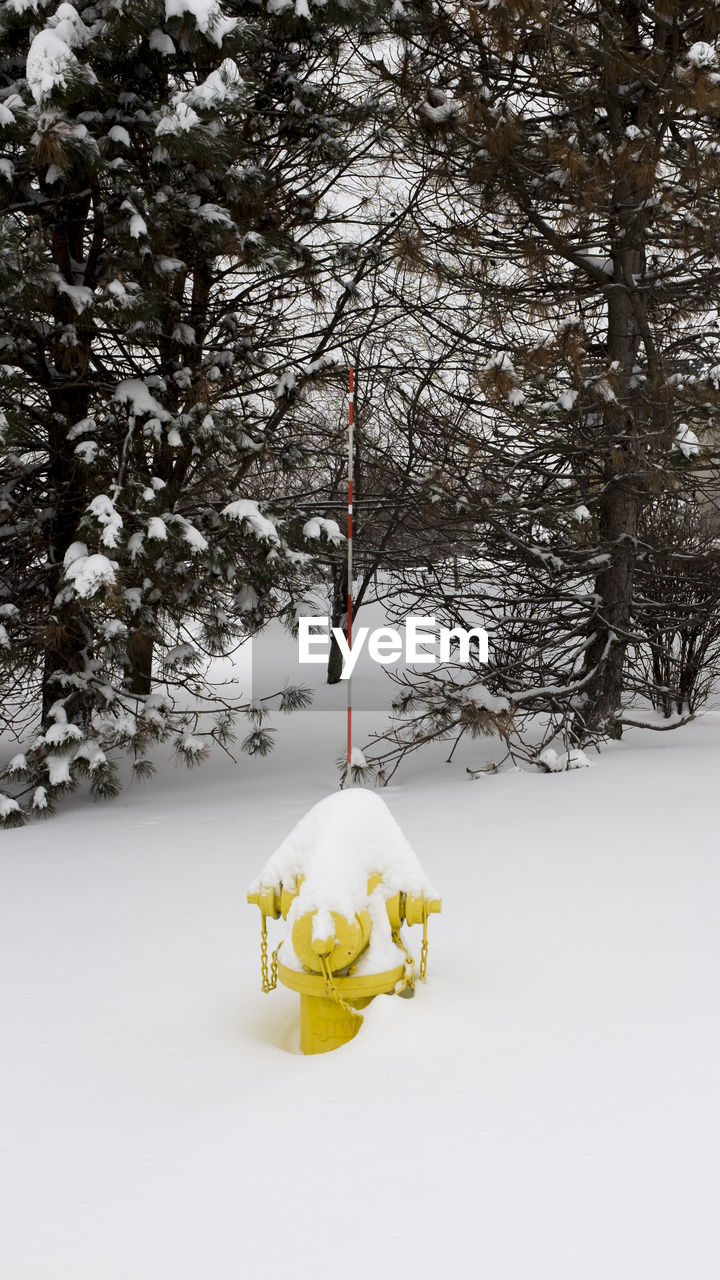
[{"x1": 2, "y1": 685, "x2": 720, "y2": 1279}]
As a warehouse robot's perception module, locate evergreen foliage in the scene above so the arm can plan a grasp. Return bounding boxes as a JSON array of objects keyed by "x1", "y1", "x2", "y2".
[
  {"x1": 359, "y1": 0, "x2": 720, "y2": 770},
  {"x1": 3, "y1": 0, "x2": 720, "y2": 818},
  {"x1": 0, "y1": 0, "x2": 383, "y2": 823}
]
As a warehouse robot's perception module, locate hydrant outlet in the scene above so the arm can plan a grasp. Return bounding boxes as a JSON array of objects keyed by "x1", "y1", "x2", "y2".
[{"x1": 292, "y1": 908, "x2": 371, "y2": 974}]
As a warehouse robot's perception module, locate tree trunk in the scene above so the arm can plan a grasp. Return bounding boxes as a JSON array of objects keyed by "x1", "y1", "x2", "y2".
[
  {"x1": 327, "y1": 563, "x2": 348, "y2": 684},
  {"x1": 126, "y1": 629, "x2": 154, "y2": 697},
  {"x1": 40, "y1": 185, "x2": 95, "y2": 727},
  {"x1": 579, "y1": 477, "x2": 639, "y2": 737},
  {"x1": 41, "y1": 388, "x2": 91, "y2": 726},
  {"x1": 577, "y1": 228, "x2": 647, "y2": 739}
]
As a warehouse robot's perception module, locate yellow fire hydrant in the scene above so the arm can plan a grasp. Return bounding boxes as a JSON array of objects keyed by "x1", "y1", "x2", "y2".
[{"x1": 247, "y1": 789, "x2": 441, "y2": 1054}]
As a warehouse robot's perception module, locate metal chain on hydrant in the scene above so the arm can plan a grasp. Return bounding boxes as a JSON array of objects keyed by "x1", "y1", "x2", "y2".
[
  {"x1": 318, "y1": 954, "x2": 363, "y2": 1022},
  {"x1": 419, "y1": 903, "x2": 430, "y2": 981},
  {"x1": 260, "y1": 914, "x2": 278, "y2": 993},
  {"x1": 391, "y1": 929, "x2": 416, "y2": 993}
]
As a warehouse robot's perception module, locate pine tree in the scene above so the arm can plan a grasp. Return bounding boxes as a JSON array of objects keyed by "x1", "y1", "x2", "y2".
[
  {"x1": 0, "y1": 0, "x2": 385, "y2": 824},
  {"x1": 372, "y1": 0, "x2": 720, "y2": 756}
]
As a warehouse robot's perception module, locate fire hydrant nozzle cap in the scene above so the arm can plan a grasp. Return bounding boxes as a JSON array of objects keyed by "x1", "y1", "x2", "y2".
[{"x1": 310, "y1": 935, "x2": 334, "y2": 956}]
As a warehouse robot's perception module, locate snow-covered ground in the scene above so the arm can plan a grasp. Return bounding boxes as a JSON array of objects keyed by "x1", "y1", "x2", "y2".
[{"x1": 1, "y1": 686, "x2": 719, "y2": 1279}]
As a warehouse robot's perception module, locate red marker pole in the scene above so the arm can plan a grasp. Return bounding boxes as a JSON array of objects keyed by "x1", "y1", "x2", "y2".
[{"x1": 347, "y1": 366, "x2": 354, "y2": 774}]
